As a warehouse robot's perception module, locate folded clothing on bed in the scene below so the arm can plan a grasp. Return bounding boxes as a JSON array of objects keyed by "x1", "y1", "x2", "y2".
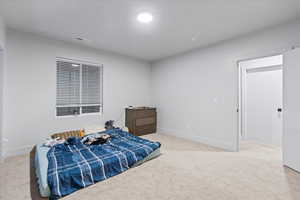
[
  {"x1": 81, "y1": 133, "x2": 111, "y2": 145},
  {"x1": 47, "y1": 129, "x2": 161, "y2": 199}
]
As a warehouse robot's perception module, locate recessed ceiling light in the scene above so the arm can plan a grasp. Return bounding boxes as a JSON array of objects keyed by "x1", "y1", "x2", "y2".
[
  {"x1": 137, "y1": 12, "x2": 153, "y2": 23},
  {"x1": 72, "y1": 64, "x2": 80, "y2": 67}
]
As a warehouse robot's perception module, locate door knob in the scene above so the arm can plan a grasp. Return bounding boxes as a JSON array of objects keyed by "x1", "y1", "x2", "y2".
[{"x1": 277, "y1": 108, "x2": 282, "y2": 112}]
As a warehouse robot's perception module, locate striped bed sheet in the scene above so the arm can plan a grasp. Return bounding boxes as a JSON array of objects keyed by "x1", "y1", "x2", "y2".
[
  {"x1": 34, "y1": 146, "x2": 160, "y2": 198},
  {"x1": 42, "y1": 129, "x2": 160, "y2": 199}
]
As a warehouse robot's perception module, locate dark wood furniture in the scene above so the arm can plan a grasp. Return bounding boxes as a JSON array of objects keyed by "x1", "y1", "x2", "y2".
[{"x1": 125, "y1": 107, "x2": 157, "y2": 136}]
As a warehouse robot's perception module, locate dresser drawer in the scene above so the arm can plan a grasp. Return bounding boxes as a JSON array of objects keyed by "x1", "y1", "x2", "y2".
[
  {"x1": 135, "y1": 124, "x2": 156, "y2": 136},
  {"x1": 135, "y1": 109, "x2": 156, "y2": 118},
  {"x1": 135, "y1": 117, "x2": 155, "y2": 126}
]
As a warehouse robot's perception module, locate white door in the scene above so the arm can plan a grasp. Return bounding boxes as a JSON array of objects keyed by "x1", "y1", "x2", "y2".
[
  {"x1": 0, "y1": 50, "x2": 3, "y2": 160},
  {"x1": 0, "y1": 50, "x2": 4, "y2": 159},
  {"x1": 283, "y1": 48, "x2": 300, "y2": 172},
  {"x1": 245, "y1": 68, "x2": 283, "y2": 146}
]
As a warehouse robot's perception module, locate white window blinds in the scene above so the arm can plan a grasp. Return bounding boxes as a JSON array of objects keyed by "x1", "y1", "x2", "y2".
[
  {"x1": 56, "y1": 59, "x2": 103, "y2": 116},
  {"x1": 56, "y1": 61, "x2": 80, "y2": 106},
  {"x1": 81, "y1": 64, "x2": 102, "y2": 113}
]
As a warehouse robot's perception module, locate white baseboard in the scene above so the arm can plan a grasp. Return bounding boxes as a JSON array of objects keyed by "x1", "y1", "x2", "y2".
[
  {"x1": 157, "y1": 127, "x2": 237, "y2": 152},
  {"x1": 1, "y1": 128, "x2": 237, "y2": 159},
  {"x1": 3, "y1": 144, "x2": 34, "y2": 159}
]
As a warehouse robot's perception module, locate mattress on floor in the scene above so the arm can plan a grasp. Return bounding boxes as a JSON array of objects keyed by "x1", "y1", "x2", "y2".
[
  {"x1": 34, "y1": 144, "x2": 51, "y2": 197},
  {"x1": 34, "y1": 143, "x2": 160, "y2": 197}
]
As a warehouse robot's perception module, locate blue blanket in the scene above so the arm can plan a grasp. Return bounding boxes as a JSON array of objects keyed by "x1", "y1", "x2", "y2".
[{"x1": 47, "y1": 129, "x2": 161, "y2": 199}]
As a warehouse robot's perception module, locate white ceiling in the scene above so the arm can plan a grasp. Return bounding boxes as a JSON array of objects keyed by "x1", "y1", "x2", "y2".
[{"x1": 1, "y1": 0, "x2": 300, "y2": 61}]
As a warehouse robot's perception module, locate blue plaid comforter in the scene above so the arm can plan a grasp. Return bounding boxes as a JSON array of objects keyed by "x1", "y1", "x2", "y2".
[{"x1": 47, "y1": 129, "x2": 161, "y2": 199}]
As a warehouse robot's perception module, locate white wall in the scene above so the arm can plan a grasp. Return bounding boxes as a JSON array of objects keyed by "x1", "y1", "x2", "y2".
[
  {"x1": 0, "y1": 52, "x2": 3, "y2": 160},
  {"x1": 3, "y1": 29, "x2": 152, "y2": 157},
  {"x1": 151, "y1": 20, "x2": 300, "y2": 151},
  {"x1": 283, "y1": 48, "x2": 300, "y2": 172},
  {"x1": 0, "y1": 16, "x2": 5, "y2": 49},
  {"x1": 0, "y1": 16, "x2": 6, "y2": 160}
]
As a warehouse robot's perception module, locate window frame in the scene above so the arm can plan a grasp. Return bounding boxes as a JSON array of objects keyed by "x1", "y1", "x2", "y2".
[{"x1": 55, "y1": 57, "x2": 103, "y2": 118}]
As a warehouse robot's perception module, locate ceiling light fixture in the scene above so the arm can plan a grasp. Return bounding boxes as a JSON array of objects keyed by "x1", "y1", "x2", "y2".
[{"x1": 137, "y1": 12, "x2": 153, "y2": 23}]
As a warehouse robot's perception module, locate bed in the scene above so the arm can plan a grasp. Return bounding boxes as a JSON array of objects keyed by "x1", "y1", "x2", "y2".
[{"x1": 34, "y1": 128, "x2": 161, "y2": 199}]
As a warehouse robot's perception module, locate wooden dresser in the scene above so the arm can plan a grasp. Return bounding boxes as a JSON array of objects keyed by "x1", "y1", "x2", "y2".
[{"x1": 125, "y1": 107, "x2": 157, "y2": 136}]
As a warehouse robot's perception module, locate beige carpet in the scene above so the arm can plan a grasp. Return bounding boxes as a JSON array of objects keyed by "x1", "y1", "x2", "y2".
[{"x1": 1, "y1": 134, "x2": 300, "y2": 200}]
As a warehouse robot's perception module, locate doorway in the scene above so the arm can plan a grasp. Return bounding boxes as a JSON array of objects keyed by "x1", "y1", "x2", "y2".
[
  {"x1": 238, "y1": 55, "x2": 283, "y2": 148},
  {"x1": 0, "y1": 49, "x2": 3, "y2": 160}
]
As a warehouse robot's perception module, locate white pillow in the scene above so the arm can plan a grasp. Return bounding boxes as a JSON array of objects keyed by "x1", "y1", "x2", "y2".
[
  {"x1": 122, "y1": 126, "x2": 129, "y2": 132},
  {"x1": 84, "y1": 126, "x2": 129, "y2": 135},
  {"x1": 84, "y1": 126, "x2": 106, "y2": 135}
]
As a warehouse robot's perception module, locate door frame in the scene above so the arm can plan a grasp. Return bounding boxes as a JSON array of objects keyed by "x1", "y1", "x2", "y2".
[
  {"x1": 237, "y1": 54, "x2": 283, "y2": 149},
  {"x1": 0, "y1": 48, "x2": 3, "y2": 162}
]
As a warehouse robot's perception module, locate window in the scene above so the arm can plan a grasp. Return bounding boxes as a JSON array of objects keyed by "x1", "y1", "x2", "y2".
[{"x1": 56, "y1": 58, "x2": 103, "y2": 116}]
